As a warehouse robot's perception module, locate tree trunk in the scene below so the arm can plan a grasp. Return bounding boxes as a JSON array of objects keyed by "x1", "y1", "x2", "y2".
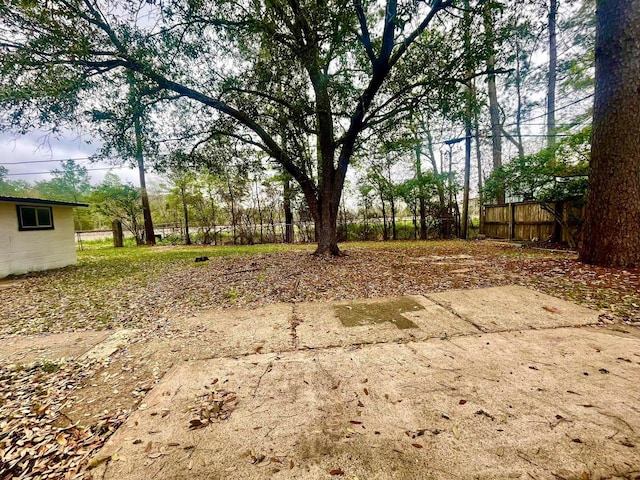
[
  {"x1": 461, "y1": 126, "x2": 472, "y2": 240},
  {"x1": 253, "y1": 180, "x2": 264, "y2": 244},
  {"x1": 313, "y1": 190, "x2": 341, "y2": 255},
  {"x1": 579, "y1": 0, "x2": 640, "y2": 267},
  {"x1": 415, "y1": 141, "x2": 428, "y2": 240},
  {"x1": 381, "y1": 195, "x2": 388, "y2": 241},
  {"x1": 515, "y1": 40, "x2": 526, "y2": 158},
  {"x1": 425, "y1": 127, "x2": 445, "y2": 210},
  {"x1": 283, "y1": 177, "x2": 294, "y2": 243},
  {"x1": 390, "y1": 196, "x2": 397, "y2": 240},
  {"x1": 547, "y1": 0, "x2": 558, "y2": 150},
  {"x1": 127, "y1": 71, "x2": 155, "y2": 247},
  {"x1": 134, "y1": 112, "x2": 155, "y2": 246},
  {"x1": 461, "y1": 0, "x2": 472, "y2": 240},
  {"x1": 181, "y1": 185, "x2": 191, "y2": 245},
  {"x1": 484, "y1": 4, "x2": 504, "y2": 203},
  {"x1": 227, "y1": 175, "x2": 237, "y2": 245},
  {"x1": 474, "y1": 105, "x2": 483, "y2": 195}
]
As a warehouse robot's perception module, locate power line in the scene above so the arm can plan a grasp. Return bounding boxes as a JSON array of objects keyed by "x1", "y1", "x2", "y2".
[
  {"x1": 505, "y1": 94, "x2": 593, "y2": 127},
  {"x1": 4, "y1": 166, "x2": 133, "y2": 176},
  {"x1": 0, "y1": 157, "x2": 95, "y2": 165}
]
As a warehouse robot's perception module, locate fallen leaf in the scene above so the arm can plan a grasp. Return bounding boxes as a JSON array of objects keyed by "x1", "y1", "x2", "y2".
[
  {"x1": 459, "y1": 399, "x2": 467, "y2": 405},
  {"x1": 411, "y1": 443, "x2": 423, "y2": 449},
  {"x1": 289, "y1": 459, "x2": 294, "y2": 469},
  {"x1": 542, "y1": 306, "x2": 561, "y2": 314},
  {"x1": 453, "y1": 425, "x2": 460, "y2": 439},
  {"x1": 55, "y1": 433, "x2": 68, "y2": 446},
  {"x1": 363, "y1": 388, "x2": 369, "y2": 396},
  {"x1": 86, "y1": 456, "x2": 110, "y2": 470},
  {"x1": 330, "y1": 468, "x2": 345, "y2": 476},
  {"x1": 189, "y1": 418, "x2": 205, "y2": 428}
]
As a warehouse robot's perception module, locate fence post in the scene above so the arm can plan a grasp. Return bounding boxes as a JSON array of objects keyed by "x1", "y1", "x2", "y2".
[
  {"x1": 112, "y1": 220, "x2": 124, "y2": 248},
  {"x1": 508, "y1": 203, "x2": 515, "y2": 240}
]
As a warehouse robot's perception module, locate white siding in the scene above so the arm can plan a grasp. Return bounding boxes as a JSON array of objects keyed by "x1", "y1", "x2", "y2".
[{"x1": 0, "y1": 203, "x2": 78, "y2": 278}]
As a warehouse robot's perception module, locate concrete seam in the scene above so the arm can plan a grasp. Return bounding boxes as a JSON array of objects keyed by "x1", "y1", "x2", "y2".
[{"x1": 290, "y1": 305, "x2": 301, "y2": 350}]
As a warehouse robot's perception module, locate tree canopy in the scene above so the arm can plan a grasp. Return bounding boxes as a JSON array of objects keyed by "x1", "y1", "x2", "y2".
[{"x1": 0, "y1": 0, "x2": 476, "y2": 254}]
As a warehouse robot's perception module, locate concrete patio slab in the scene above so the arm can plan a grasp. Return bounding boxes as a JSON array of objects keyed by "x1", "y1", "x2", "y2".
[
  {"x1": 0, "y1": 330, "x2": 112, "y2": 364},
  {"x1": 295, "y1": 295, "x2": 479, "y2": 349},
  {"x1": 427, "y1": 285, "x2": 601, "y2": 332},
  {"x1": 166, "y1": 303, "x2": 295, "y2": 359},
  {"x1": 92, "y1": 326, "x2": 640, "y2": 480},
  {"x1": 81, "y1": 329, "x2": 140, "y2": 361}
]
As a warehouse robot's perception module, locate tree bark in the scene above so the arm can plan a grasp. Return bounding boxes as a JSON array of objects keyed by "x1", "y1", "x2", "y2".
[
  {"x1": 484, "y1": 4, "x2": 504, "y2": 203},
  {"x1": 579, "y1": 0, "x2": 640, "y2": 267},
  {"x1": 313, "y1": 188, "x2": 341, "y2": 255},
  {"x1": 547, "y1": 0, "x2": 558, "y2": 150}
]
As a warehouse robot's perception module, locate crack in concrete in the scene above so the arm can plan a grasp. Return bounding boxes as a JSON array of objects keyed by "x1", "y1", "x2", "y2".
[
  {"x1": 290, "y1": 305, "x2": 301, "y2": 350},
  {"x1": 424, "y1": 294, "x2": 488, "y2": 333}
]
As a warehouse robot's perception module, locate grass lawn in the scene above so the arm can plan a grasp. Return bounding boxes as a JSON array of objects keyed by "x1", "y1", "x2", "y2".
[{"x1": 0, "y1": 239, "x2": 638, "y2": 336}]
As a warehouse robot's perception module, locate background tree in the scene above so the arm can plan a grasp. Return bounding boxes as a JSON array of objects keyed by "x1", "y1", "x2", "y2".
[
  {"x1": 90, "y1": 173, "x2": 144, "y2": 242},
  {"x1": 34, "y1": 160, "x2": 91, "y2": 229},
  {"x1": 0, "y1": 166, "x2": 32, "y2": 196}
]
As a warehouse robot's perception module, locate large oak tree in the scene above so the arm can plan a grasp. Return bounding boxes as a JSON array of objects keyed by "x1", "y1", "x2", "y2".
[{"x1": 0, "y1": 0, "x2": 471, "y2": 254}]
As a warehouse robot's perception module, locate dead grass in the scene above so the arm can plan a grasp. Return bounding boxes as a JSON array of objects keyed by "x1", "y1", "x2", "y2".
[{"x1": 1, "y1": 240, "x2": 638, "y2": 337}]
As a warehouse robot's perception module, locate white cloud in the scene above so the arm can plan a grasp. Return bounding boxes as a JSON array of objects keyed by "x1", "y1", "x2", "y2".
[{"x1": 0, "y1": 130, "x2": 160, "y2": 186}]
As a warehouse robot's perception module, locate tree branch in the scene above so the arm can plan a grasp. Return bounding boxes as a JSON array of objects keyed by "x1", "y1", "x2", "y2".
[{"x1": 353, "y1": 0, "x2": 376, "y2": 64}]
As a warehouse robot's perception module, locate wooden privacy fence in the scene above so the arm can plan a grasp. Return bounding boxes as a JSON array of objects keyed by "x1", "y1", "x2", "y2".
[{"x1": 480, "y1": 200, "x2": 585, "y2": 244}]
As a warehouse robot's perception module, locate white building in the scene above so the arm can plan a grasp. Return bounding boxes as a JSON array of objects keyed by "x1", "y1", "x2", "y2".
[{"x1": 0, "y1": 196, "x2": 88, "y2": 278}]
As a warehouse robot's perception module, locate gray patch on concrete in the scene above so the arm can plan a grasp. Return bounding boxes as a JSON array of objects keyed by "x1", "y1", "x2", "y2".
[
  {"x1": 334, "y1": 297, "x2": 422, "y2": 329},
  {"x1": 92, "y1": 327, "x2": 640, "y2": 480},
  {"x1": 296, "y1": 296, "x2": 478, "y2": 349},
  {"x1": 427, "y1": 285, "x2": 600, "y2": 332}
]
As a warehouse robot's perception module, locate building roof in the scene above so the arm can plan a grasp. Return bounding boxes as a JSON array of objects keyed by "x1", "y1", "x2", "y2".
[{"x1": 0, "y1": 196, "x2": 88, "y2": 208}]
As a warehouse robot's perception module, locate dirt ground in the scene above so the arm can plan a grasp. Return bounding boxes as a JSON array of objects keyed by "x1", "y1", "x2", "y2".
[{"x1": 2, "y1": 242, "x2": 640, "y2": 479}]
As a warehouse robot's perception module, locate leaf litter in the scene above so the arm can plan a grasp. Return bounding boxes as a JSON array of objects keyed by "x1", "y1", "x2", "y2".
[{"x1": 0, "y1": 240, "x2": 639, "y2": 478}]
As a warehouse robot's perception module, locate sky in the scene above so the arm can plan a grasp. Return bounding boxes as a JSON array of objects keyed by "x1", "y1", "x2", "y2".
[{"x1": 0, "y1": 130, "x2": 162, "y2": 188}]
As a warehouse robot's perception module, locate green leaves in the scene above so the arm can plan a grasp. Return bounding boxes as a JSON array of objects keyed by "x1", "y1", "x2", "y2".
[{"x1": 483, "y1": 126, "x2": 591, "y2": 203}]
